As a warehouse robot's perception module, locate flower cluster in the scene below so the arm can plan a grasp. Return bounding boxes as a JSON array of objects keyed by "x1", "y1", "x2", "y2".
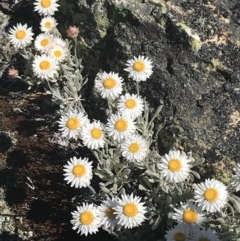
[
  {"x1": 3, "y1": 0, "x2": 240, "y2": 240},
  {"x1": 71, "y1": 194, "x2": 147, "y2": 236},
  {"x1": 56, "y1": 53, "x2": 240, "y2": 240}
]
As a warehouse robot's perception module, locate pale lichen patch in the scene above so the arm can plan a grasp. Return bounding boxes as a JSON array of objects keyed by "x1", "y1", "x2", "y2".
[
  {"x1": 229, "y1": 111, "x2": 240, "y2": 127},
  {"x1": 166, "y1": 1, "x2": 185, "y2": 16}
]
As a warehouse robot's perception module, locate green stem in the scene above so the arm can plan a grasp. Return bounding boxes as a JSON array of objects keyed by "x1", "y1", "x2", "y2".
[
  {"x1": 107, "y1": 100, "x2": 112, "y2": 115},
  {"x1": 74, "y1": 37, "x2": 77, "y2": 59},
  {"x1": 136, "y1": 81, "x2": 140, "y2": 96},
  {"x1": 88, "y1": 185, "x2": 96, "y2": 194}
]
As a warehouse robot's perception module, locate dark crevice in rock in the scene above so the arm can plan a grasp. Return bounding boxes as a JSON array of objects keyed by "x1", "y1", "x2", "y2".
[
  {"x1": 166, "y1": 56, "x2": 174, "y2": 75},
  {"x1": 216, "y1": 69, "x2": 232, "y2": 82}
]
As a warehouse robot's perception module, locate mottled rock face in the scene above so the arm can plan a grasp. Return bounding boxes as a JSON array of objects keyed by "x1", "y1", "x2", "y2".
[
  {"x1": 1, "y1": 0, "x2": 239, "y2": 180},
  {"x1": 66, "y1": 0, "x2": 240, "y2": 181}
]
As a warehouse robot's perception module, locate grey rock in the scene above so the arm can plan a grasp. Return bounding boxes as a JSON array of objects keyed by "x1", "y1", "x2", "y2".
[{"x1": 65, "y1": 0, "x2": 240, "y2": 181}]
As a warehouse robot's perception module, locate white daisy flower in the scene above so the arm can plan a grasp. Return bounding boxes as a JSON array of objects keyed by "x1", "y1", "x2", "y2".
[
  {"x1": 34, "y1": 33, "x2": 54, "y2": 52},
  {"x1": 172, "y1": 201, "x2": 208, "y2": 233},
  {"x1": 157, "y1": 150, "x2": 191, "y2": 183},
  {"x1": 99, "y1": 198, "x2": 119, "y2": 231},
  {"x1": 230, "y1": 163, "x2": 240, "y2": 192},
  {"x1": 124, "y1": 55, "x2": 153, "y2": 82},
  {"x1": 34, "y1": 0, "x2": 59, "y2": 16},
  {"x1": 63, "y1": 157, "x2": 93, "y2": 188},
  {"x1": 120, "y1": 134, "x2": 149, "y2": 162},
  {"x1": 8, "y1": 23, "x2": 34, "y2": 49},
  {"x1": 40, "y1": 16, "x2": 58, "y2": 32},
  {"x1": 95, "y1": 71, "x2": 123, "y2": 100},
  {"x1": 53, "y1": 37, "x2": 67, "y2": 48},
  {"x1": 50, "y1": 45, "x2": 68, "y2": 62},
  {"x1": 58, "y1": 109, "x2": 88, "y2": 140},
  {"x1": 165, "y1": 224, "x2": 192, "y2": 241},
  {"x1": 80, "y1": 121, "x2": 105, "y2": 150},
  {"x1": 190, "y1": 227, "x2": 220, "y2": 241},
  {"x1": 193, "y1": 178, "x2": 228, "y2": 213},
  {"x1": 106, "y1": 113, "x2": 136, "y2": 141},
  {"x1": 117, "y1": 93, "x2": 144, "y2": 119},
  {"x1": 114, "y1": 193, "x2": 147, "y2": 229},
  {"x1": 32, "y1": 55, "x2": 59, "y2": 79},
  {"x1": 71, "y1": 203, "x2": 101, "y2": 236}
]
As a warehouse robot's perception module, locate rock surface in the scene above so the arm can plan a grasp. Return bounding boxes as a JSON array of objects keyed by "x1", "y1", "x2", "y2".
[
  {"x1": 2, "y1": 0, "x2": 240, "y2": 179},
  {"x1": 57, "y1": 0, "x2": 240, "y2": 181},
  {"x1": 1, "y1": 0, "x2": 240, "y2": 239}
]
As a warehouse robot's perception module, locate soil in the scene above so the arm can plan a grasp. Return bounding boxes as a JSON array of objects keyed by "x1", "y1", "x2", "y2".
[{"x1": 0, "y1": 81, "x2": 114, "y2": 241}]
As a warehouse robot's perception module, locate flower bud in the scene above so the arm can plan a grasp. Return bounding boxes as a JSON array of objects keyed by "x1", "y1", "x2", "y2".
[
  {"x1": 7, "y1": 67, "x2": 19, "y2": 79},
  {"x1": 67, "y1": 26, "x2": 79, "y2": 38}
]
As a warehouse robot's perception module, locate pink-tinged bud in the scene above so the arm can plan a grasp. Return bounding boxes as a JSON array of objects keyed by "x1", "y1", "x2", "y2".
[
  {"x1": 7, "y1": 67, "x2": 19, "y2": 79},
  {"x1": 67, "y1": 26, "x2": 79, "y2": 38}
]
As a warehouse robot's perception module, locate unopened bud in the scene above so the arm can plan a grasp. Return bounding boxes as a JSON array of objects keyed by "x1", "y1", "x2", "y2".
[{"x1": 67, "y1": 26, "x2": 79, "y2": 38}]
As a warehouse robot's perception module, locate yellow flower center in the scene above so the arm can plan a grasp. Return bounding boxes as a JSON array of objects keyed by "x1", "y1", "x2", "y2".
[
  {"x1": 80, "y1": 211, "x2": 94, "y2": 225},
  {"x1": 39, "y1": 60, "x2": 51, "y2": 70},
  {"x1": 66, "y1": 117, "x2": 80, "y2": 130},
  {"x1": 105, "y1": 206, "x2": 117, "y2": 219},
  {"x1": 54, "y1": 50, "x2": 62, "y2": 58},
  {"x1": 91, "y1": 128, "x2": 102, "y2": 139},
  {"x1": 168, "y1": 159, "x2": 182, "y2": 172},
  {"x1": 40, "y1": 38, "x2": 49, "y2": 47},
  {"x1": 129, "y1": 143, "x2": 139, "y2": 153},
  {"x1": 125, "y1": 99, "x2": 136, "y2": 109},
  {"x1": 199, "y1": 238, "x2": 210, "y2": 241},
  {"x1": 103, "y1": 78, "x2": 116, "y2": 89},
  {"x1": 174, "y1": 232, "x2": 186, "y2": 241},
  {"x1": 44, "y1": 21, "x2": 52, "y2": 28},
  {"x1": 183, "y1": 209, "x2": 198, "y2": 224},
  {"x1": 16, "y1": 30, "x2": 26, "y2": 40},
  {"x1": 123, "y1": 203, "x2": 138, "y2": 217},
  {"x1": 41, "y1": 0, "x2": 51, "y2": 8},
  {"x1": 115, "y1": 119, "x2": 128, "y2": 131},
  {"x1": 133, "y1": 61, "x2": 145, "y2": 72},
  {"x1": 72, "y1": 164, "x2": 86, "y2": 177},
  {"x1": 204, "y1": 188, "x2": 219, "y2": 202}
]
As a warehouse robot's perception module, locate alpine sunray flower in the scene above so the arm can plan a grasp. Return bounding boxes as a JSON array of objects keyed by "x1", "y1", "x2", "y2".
[
  {"x1": 114, "y1": 193, "x2": 147, "y2": 229},
  {"x1": 32, "y1": 55, "x2": 59, "y2": 79},
  {"x1": 34, "y1": 0, "x2": 59, "y2": 16},
  {"x1": 106, "y1": 113, "x2": 136, "y2": 141},
  {"x1": 172, "y1": 201, "x2": 207, "y2": 233},
  {"x1": 124, "y1": 55, "x2": 153, "y2": 82},
  {"x1": 80, "y1": 121, "x2": 105, "y2": 149},
  {"x1": 63, "y1": 156, "x2": 93, "y2": 188},
  {"x1": 120, "y1": 134, "x2": 149, "y2": 162},
  {"x1": 117, "y1": 93, "x2": 144, "y2": 119},
  {"x1": 157, "y1": 150, "x2": 191, "y2": 183},
  {"x1": 99, "y1": 198, "x2": 119, "y2": 231},
  {"x1": 40, "y1": 16, "x2": 58, "y2": 32},
  {"x1": 8, "y1": 23, "x2": 34, "y2": 49},
  {"x1": 165, "y1": 224, "x2": 191, "y2": 241},
  {"x1": 95, "y1": 71, "x2": 123, "y2": 100},
  {"x1": 58, "y1": 109, "x2": 88, "y2": 140},
  {"x1": 193, "y1": 178, "x2": 228, "y2": 213},
  {"x1": 71, "y1": 203, "x2": 101, "y2": 236}
]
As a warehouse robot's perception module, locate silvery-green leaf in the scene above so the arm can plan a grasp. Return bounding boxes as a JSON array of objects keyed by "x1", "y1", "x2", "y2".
[
  {"x1": 112, "y1": 183, "x2": 118, "y2": 194},
  {"x1": 151, "y1": 215, "x2": 161, "y2": 231},
  {"x1": 190, "y1": 170, "x2": 201, "y2": 179},
  {"x1": 145, "y1": 170, "x2": 159, "y2": 178},
  {"x1": 139, "y1": 184, "x2": 147, "y2": 191},
  {"x1": 149, "y1": 218, "x2": 154, "y2": 225},
  {"x1": 101, "y1": 186, "x2": 111, "y2": 194},
  {"x1": 192, "y1": 158, "x2": 205, "y2": 167},
  {"x1": 229, "y1": 194, "x2": 240, "y2": 213},
  {"x1": 123, "y1": 168, "x2": 131, "y2": 176},
  {"x1": 120, "y1": 188, "x2": 126, "y2": 195},
  {"x1": 94, "y1": 170, "x2": 109, "y2": 180}
]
